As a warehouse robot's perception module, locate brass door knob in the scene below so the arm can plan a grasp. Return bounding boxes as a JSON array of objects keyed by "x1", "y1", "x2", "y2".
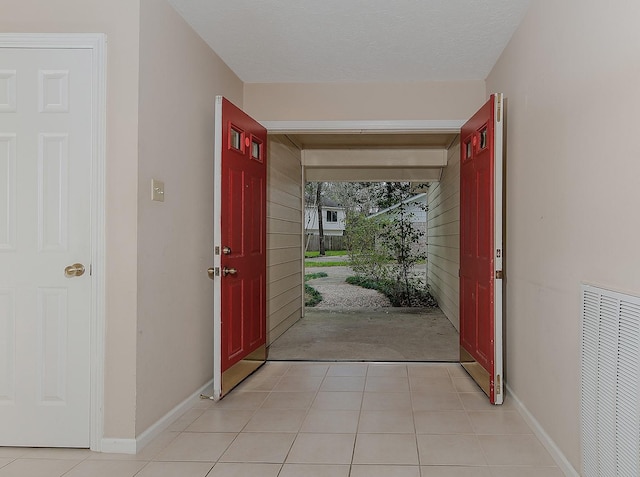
[
  {"x1": 207, "y1": 268, "x2": 216, "y2": 279},
  {"x1": 64, "y1": 263, "x2": 85, "y2": 278},
  {"x1": 222, "y1": 267, "x2": 237, "y2": 276}
]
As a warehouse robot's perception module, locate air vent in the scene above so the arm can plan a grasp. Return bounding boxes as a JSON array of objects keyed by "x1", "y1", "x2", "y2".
[{"x1": 581, "y1": 284, "x2": 640, "y2": 477}]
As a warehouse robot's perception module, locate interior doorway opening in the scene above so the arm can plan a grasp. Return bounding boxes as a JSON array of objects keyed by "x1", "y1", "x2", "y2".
[
  {"x1": 264, "y1": 125, "x2": 463, "y2": 363},
  {"x1": 302, "y1": 180, "x2": 430, "y2": 309}
]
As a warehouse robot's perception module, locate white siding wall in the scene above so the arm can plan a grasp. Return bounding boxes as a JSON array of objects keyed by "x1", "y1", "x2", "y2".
[
  {"x1": 304, "y1": 207, "x2": 346, "y2": 236},
  {"x1": 267, "y1": 136, "x2": 303, "y2": 344},
  {"x1": 427, "y1": 139, "x2": 460, "y2": 330}
]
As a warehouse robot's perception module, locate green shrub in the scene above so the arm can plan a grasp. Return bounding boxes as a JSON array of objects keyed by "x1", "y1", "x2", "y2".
[
  {"x1": 345, "y1": 200, "x2": 428, "y2": 306},
  {"x1": 305, "y1": 272, "x2": 328, "y2": 281},
  {"x1": 305, "y1": 284, "x2": 323, "y2": 307},
  {"x1": 346, "y1": 276, "x2": 437, "y2": 308}
]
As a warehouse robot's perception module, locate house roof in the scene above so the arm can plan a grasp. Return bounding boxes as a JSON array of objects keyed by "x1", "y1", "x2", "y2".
[
  {"x1": 168, "y1": 0, "x2": 531, "y2": 83},
  {"x1": 368, "y1": 193, "x2": 427, "y2": 219}
]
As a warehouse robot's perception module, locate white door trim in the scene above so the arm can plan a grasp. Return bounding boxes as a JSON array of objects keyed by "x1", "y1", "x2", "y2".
[
  {"x1": 261, "y1": 119, "x2": 465, "y2": 134},
  {"x1": 0, "y1": 33, "x2": 107, "y2": 451},
  {"x1": 212, "y1": 96, "x2": 223, "y2": 400}
]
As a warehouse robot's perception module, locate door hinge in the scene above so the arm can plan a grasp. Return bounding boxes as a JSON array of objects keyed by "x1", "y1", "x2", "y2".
[
  {"x1": 495, "y1": 375, "x2": 502, "y2": 395},
  {"x1": 215, "y1": 246, "x2": 220, "y2": 255},
  {"x1": 495, "y1": 270, "x2": 504, "y2": 280},
  {"x1": 496, "y1": 96, "x2": 502, "y2": 122}
]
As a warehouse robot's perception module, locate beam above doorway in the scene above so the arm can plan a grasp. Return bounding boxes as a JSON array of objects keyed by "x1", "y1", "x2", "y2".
[{"x1": 262, "y1": 120, "x2": 465, "y2": 134}]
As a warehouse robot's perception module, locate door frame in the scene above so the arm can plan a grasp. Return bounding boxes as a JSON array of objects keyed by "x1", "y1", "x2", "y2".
[
  {"x1": 262, "y1": 119, "x2": 465, "y2": 318},
  {"x1": 213, "y1": 96, "x2": 222, "y2": 399},
  {"x1": 0, "y1": 33, "x2": 107, "y2": 451}
]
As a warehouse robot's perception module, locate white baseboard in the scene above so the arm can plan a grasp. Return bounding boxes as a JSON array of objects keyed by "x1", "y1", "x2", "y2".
[
  {"x1": 506, "y1": 383, "x2": 580, "y2": 477},
  {"x1": 100, "y1": 379, "x2": 213, "y2": 454},
  {"x1": 99, "y1": 438, "x2": 136, "y2": 454}
]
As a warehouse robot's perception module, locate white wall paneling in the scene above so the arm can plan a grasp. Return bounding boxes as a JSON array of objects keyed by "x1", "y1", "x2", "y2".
[
  {"x1": 0, "y1": 134, "x2": 16, "y2": 250},
  {"x1": 0, "y1": 70, "x2": 17, "y2": 112},
  {"x1": 0, "y1": 289, "x2": 15, "y2": 403}
]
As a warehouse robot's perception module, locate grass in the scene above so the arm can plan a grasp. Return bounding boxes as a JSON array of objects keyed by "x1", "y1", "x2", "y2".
[
  {"x1": 304, "y1": 272, "x2": 328, "y2": 307},
  {"x1": 304, "y1": 272, "x2": 328, "y2": 306},
  {"x1": 304, "y1": 250, "x2": 348, "y2": 258},
  {"x1": 304, "y1": 284, "x2": 323, "y2": 307},
  {"x1": 305, "y1": 261, "x2": 350, "y2": 267}
]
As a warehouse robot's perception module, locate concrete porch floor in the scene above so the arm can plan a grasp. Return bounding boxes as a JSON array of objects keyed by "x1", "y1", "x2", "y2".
[{"x1": 268, "y1": 307, "x2": 459, "y2": 362}]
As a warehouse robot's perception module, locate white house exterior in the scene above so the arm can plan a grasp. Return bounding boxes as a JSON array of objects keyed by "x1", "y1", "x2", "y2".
[
  {"x1": 368, "y1": 193, "x2": 427, "y2": 223},
  {"x1": 368, "y1": 193, "x2": 428, "y2": 248},
  {"x1": 304, "y1": 200, "x2": 346, "y2": 236}
]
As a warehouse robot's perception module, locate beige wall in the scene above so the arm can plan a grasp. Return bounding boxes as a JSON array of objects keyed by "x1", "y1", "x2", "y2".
[
  {"x1": 487, "y1": 0, "x2": 640, "y2": 471},
  {"x1": 136, "y1": 0, "x2": 243, "y2": 434},
  {"x1": 1, "y1": 0, "x2": 246, "y2": 441},
  {"x1": 267, "y1": 136, "x2": 304, "y2": 344},
  {"x1": 427, "y1": 139, "x2": 460, "y2": 330},
  {"x1": 244, "y1": 81, "x2": 486, "y2": 121},
  {"x1": 0, "y1": 0, "x2": 142, "y2": 438}
]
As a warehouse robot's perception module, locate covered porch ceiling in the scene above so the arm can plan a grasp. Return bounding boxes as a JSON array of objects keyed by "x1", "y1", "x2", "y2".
[{"x1": 281, "y1": 131, "x2": 459, "y2": 183}]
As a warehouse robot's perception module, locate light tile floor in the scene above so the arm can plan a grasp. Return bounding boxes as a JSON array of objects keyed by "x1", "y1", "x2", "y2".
[{"x1": 0, "y1": 363, "x2": 564, "y2": 477}]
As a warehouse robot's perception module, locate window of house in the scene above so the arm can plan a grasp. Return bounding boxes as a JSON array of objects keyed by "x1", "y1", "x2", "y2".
[{"x1": 326, "y1": 210, "x2": 338, "y2": 222}]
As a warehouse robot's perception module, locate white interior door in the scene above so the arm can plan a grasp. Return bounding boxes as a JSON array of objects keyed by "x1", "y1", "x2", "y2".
[{"x1": 0, "y1": 47, "x2": 93, "y2": 447}]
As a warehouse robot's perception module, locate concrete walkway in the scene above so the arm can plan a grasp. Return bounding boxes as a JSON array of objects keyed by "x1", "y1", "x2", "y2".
[
  {"x1": 269, "y1": 260, "x2": 459, "y2": 361},
  {"x1": 268, "y1": 307, "x2": 459, "y2": 361}
]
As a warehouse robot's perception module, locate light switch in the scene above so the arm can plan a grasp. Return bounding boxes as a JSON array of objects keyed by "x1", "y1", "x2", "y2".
[{"x1": 151, "y1": 179, "x2": 165, "y2": 202}]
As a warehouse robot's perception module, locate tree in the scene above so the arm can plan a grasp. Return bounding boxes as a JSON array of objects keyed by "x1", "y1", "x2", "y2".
[
  {"x1": 376, "y1": 182, "x2": 413, "y2": 209},
  {"x1": 316, "y1": 182, "x2": 325, "y2": 256},
  {"x1": 377, "y1": 201, "x2": 427, "y2": 306},
  {"x1": 322, "y1": 182, "x2": 380, "y2": 216},
  {"x1": 344, "y1": 210, "x2": 389, "y2": 280},
  {"x1": 346, "y1": 196, "x2": 428, "y2": 306}
]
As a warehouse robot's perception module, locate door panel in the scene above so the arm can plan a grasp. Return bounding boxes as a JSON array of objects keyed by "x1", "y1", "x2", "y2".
[
  {"x1": 213, "y1": 97, "x2": 267, "y2": 398},
  {"x1": 0, "y1": 48, "x2": 92, "y2": 445},
  {"x1": 460, "y1": 93, "x2": 504, "y2": 404}
]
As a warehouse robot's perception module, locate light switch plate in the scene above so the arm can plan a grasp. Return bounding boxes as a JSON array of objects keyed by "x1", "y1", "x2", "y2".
[{"x1": 151, "y1": 179, "x2": 165, "y2": 202}]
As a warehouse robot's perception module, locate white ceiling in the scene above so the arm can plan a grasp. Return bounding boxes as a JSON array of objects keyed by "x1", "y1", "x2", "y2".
[{"x1": 168, "y1": 0, "x2": 531, "y2": 84}]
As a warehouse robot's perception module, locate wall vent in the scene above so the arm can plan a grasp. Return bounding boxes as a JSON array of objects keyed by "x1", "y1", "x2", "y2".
[{"x1": 581, "y1": 284, "x2": 640, "y2": 477}]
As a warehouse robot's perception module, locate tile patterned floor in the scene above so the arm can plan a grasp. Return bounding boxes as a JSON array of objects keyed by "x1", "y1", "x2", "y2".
[{"x1": 0, "y1": 363, "x2": 564, "y2": 477}]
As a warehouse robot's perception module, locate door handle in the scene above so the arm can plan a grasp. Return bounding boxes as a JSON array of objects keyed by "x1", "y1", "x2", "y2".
[
  {"x1": 222, "y1": 267, "x2": 237, "y2": 276},
  {"x1": 64, "y1": 263, "x2": 85, "y2": 278}
]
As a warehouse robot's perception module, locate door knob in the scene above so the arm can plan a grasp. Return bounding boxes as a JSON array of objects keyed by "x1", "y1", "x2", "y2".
[
  {"x1": 222, "y1": 267, "x2": 237, "y2": 276},
  {"x1": 207, "y1": 268, "x2": 216, "y2": 279},
  {"x1": 64, "y1": 263, "x2": 85, "y2": 278},
  {"x1": 222, "y1": 246, "x2": 232, "y2": 255}
]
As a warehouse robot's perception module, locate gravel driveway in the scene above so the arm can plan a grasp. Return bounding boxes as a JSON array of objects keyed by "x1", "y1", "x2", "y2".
[{"x1": 305, "y1": 265, "x2": 392, "y2": 308}]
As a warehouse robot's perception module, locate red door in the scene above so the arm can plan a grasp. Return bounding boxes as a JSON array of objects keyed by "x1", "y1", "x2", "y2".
[
  {"x1": 460, "y1": 93, "x2": 504, "y2": 404},
  {"x1": 211, "y1": 97, "x2": 267, "y2": 398}
]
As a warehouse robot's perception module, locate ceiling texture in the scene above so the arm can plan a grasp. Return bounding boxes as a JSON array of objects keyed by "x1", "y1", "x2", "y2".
[
  {"x1": 168, "y1": 0, "x2": 531, "y2": 181},
  {"x1": 168, "y1": 0, "x2": 531, "y2": 84}
]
